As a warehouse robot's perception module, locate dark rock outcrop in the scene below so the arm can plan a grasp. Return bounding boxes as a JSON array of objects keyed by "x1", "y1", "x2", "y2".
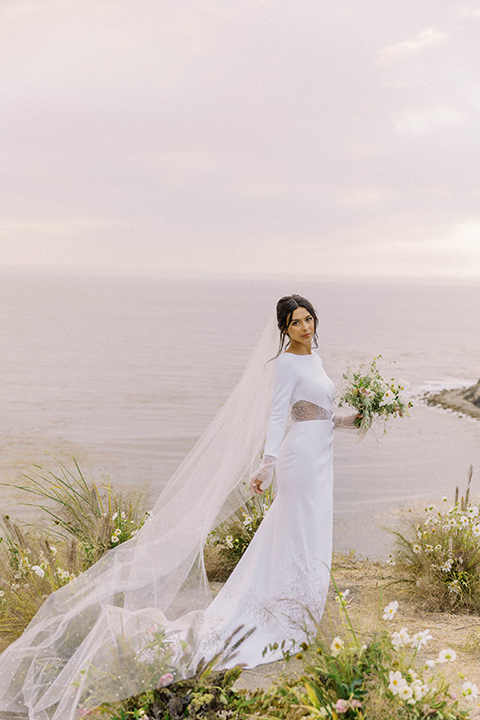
[
  {"x1": 427, "y1": 380, "x2": 480, "y2": 420},
  {"x1": 463, "y1": 379, "x2": 480, "y2": 408}
]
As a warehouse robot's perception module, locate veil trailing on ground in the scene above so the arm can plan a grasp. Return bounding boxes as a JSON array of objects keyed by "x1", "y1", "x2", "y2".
[{"x1": 0, "y1": 317, "x2": 279, "y2": 720}]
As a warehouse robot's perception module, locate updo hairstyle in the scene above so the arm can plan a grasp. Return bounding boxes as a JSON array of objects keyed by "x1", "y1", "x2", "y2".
[{"x1": 275, "y1": 294, "x2": 318, "y2": 356}]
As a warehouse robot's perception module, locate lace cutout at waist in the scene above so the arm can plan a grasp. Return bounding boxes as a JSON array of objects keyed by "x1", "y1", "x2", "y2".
[{"x1": 291, "y1": 400, "x2": 332, "y2": 422}]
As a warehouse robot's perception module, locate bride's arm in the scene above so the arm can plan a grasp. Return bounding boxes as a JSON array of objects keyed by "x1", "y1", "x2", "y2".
[
  {"x1": 250, "y1": 356, "x2": 296, "y2": 494},
  {"x1": 332, "y1": 412, "x2": 362, "y2": 430}
]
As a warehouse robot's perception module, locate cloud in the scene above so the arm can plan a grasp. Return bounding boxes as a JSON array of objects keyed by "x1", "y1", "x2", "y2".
[
  {"x1": 378, "y1": 28, "x2": 447, "y2": 66},
  {"x1": 394, "y1": 105, "x2": 464, "y2": 134},
  {"x1": 0, "y1": 1, "x2": 478, "y2": 280}
]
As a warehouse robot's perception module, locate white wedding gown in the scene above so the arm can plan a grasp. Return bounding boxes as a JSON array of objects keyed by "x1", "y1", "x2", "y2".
[{"x1": 194, "y1": 350, "x2": 340, "y2": 667}]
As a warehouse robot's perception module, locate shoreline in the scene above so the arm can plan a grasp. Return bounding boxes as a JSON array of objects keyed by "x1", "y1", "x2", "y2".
[{"x1": 425, "y1": 385, "x2": 480, "y2": 420}]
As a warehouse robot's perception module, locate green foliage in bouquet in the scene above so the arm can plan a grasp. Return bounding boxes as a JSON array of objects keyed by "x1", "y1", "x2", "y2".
[
  {"x1": 338, "y1": 356, "x2": 413, "y2": 435},
  {"x1": 390, "y1": 467, "x2": 480, "y2": 613}
]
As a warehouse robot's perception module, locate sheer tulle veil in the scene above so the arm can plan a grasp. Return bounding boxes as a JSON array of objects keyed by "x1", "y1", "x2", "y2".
[{"x1": 0, "y1": 316, "x2": 279, "y2": 720}]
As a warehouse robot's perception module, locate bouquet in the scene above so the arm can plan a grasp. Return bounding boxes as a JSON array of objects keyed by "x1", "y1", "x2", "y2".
[{"x1": 337, "y1": 356, "x2": 412, "y2": 437}]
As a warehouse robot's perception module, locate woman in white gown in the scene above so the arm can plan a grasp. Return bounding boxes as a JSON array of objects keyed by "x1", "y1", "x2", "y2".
[
  {"x1": 196, "y1": 294, "x2": 357, "y2": 668},
  {"x1": 0, "y1": 294, "x2": 357, "y2": 720}
]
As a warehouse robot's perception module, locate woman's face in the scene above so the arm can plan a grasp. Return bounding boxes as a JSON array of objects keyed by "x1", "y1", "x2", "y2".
[{"x1": 287, "y1": 306, "x2": 315, "y2": 347}]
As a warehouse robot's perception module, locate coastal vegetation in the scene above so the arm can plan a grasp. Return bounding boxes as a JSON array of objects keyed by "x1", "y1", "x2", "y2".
[
  {"x1": 390, "y1": 467, "x2": 480, "y2": 613},
  {"x1": 204, "y1": 483, "x2": 275, "y2": 581},
  {"x1": 104, "y1": 583, "x2": 475, "y2": 720},
  {"x1": 1, "y1": 460, "x2": 479, "y2": 718},
  {"x1": 0, "y1": 459, "x2": 148, "y2": 650}
]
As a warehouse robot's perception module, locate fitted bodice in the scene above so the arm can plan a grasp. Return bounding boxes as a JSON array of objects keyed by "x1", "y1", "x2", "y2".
[{"x1": 263, "y1": 352, "x2": 335, "y2": 458}]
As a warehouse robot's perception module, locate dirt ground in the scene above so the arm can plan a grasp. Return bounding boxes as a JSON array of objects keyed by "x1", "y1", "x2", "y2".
[{"x1": 228, "y1": 556, "x2": 480, "y2": 718}]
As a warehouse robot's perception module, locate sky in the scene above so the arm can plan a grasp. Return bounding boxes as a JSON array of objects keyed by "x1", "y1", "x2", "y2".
[{"x1": 1, "y1": 0, "x2": 479, "y2": 280}]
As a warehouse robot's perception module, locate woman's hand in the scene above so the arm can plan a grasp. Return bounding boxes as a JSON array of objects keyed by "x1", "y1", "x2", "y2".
[
  {"x1": 250, "y1": 455, "x2": 276, "y2": 494},
  {"x1": 250, "y1": 473, "x2": 264, "y2": 495}
]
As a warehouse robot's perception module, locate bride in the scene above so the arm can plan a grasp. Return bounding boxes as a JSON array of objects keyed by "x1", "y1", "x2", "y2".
[{"x1": 0, "y1": 294, "x2": 358, "y2": 720}]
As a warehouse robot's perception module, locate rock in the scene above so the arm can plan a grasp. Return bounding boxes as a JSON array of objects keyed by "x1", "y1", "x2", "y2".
[{"x1": 463, "y1": 379, "x2": 480, "y2": 408}]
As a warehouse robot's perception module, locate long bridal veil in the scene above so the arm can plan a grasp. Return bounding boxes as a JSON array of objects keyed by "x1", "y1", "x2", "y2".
[{"x1": 0, "y1": 317, "x2": 279, "y2": 720}]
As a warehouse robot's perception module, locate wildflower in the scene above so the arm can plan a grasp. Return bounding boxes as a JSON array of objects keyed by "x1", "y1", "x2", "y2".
[
  {"x1": 31, "y1": 566, "x2": 45, "y2": 578},
  {"x1": 335, "y1": 589, "x2": 350, "y2": 605},
  {"x1": 473, "y1": 524, "x2": 480, "y2": 537},
  {"x1": 410, "y1": 629, "x2": 432, "y2": 649},
  {"x1": 440, "y1": 559, "x2": 453, "y2": 572},
  {"x1": 111, "y1": 536, "x2": 119, "y2": 543},
  {"x1": 388, "y1": 671, "x2": 406, "y2": 695},
  {"x1": 462, "y1": 681, "x2": 479, "y2": 700},
  {"x1": 121, "y1": 511, "x2": 126, "y2": 520},
  {"x1": 447, "y1": 518, "x2": 457, "y2": 528},
  {"x1": 386, "y1": 556, "x2": 395, "y2": 566},
  {"x1": 360, "y1": 387, "x2": 373, "y2": 398},
  {"x1": 50, "y1": 546, "x2": 58, "y2": 556},
  {"x1": 434, "y1": 544, "x2": 442, "y2": 551},
  {"x1": 114, "y1": 528, "x2": 121, "y2": 536},
  {"x1": 243, "y1": 515, "x2": 253, "y2": 526},
  {"x1": 112, "y1": 512, "x2": 118, "y2": 521},
  {"x1": 437, "y1": 648, "x2": 457, "y2": 663},
  {"x1": 467, "y1": 505, "x2": 479, "y2": 518},
  {"x1": 412, "y1": 544, "x2": 421, "y2": 554},
  {"x1": 156, "y1": 672, "x2": 174, "y2": 688},
  {"x1": 380, "y1": 389, "x2": 394, "y2": 406},
  {"x1": 448, "y1": 579, "x2": 461, "y2": 595},
  {"x1": 145, "y1": 510, "x2": 152, "y2": 516},
  {"x1": 130, "y1": 530, "x2": 137, "y2": 537},
  {"x1": 383, "y1": 600, "x2": 399, "y2": 620},
  {"x1": 391, "y1": 628, "x2": 411, "y2": 649},
  {"x1": 442, "y1": 496, "x2": 448, "y2": 502},
  {"x1": 398, "y1": 684, "x2": 413, "y2": 701},
  {"x1": 425, "y1": 544, "x2": 433, "y2": 552},
  {"x1": 459, "y1": 515, "x2": 469, "y2": 527},
  {"x1": 334, "y1": 699, "x2": 349, "y2": 714},
  {"x1": 225, "y1": 535, "x2": 234, "y2": 549},
  {"x1": 411, "y1": 680, "x2": 428, "y2": 701},
  {"x1": 330, "y1": 636, "x2": 344, "y2": 657},
  {"x1": 425, "y1": 659, "x2": 436, "y2": 669}
]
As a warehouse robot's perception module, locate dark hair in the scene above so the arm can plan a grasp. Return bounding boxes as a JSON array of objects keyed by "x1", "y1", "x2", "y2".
[{"x1": 275, "y1": 294, "x2": 318, "y2": 356}]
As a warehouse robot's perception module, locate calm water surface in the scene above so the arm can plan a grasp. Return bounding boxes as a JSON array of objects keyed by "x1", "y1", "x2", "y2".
[{"x1": 1, "y1": 274, "x2": 480, "y2": 558}]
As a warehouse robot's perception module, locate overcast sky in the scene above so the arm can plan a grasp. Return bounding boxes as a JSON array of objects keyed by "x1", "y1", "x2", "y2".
[{"x1": 1, "y1": 0, "x2": 479, "y2": 279}]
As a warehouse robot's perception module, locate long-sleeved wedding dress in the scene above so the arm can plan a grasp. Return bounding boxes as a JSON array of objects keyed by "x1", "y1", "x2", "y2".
[{"x1": 195, "y1": 350, "x2": 348, "y2": 667}]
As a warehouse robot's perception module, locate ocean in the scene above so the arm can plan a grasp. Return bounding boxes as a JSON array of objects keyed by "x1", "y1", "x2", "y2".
[{"x1": 1, "y1": 273, "x2": 480, "y2": 558}]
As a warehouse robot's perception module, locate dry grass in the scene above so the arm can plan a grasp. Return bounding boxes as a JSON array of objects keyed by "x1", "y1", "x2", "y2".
[{"x1": 0, "y1": 458, "x2": 149, "y2": 653}]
